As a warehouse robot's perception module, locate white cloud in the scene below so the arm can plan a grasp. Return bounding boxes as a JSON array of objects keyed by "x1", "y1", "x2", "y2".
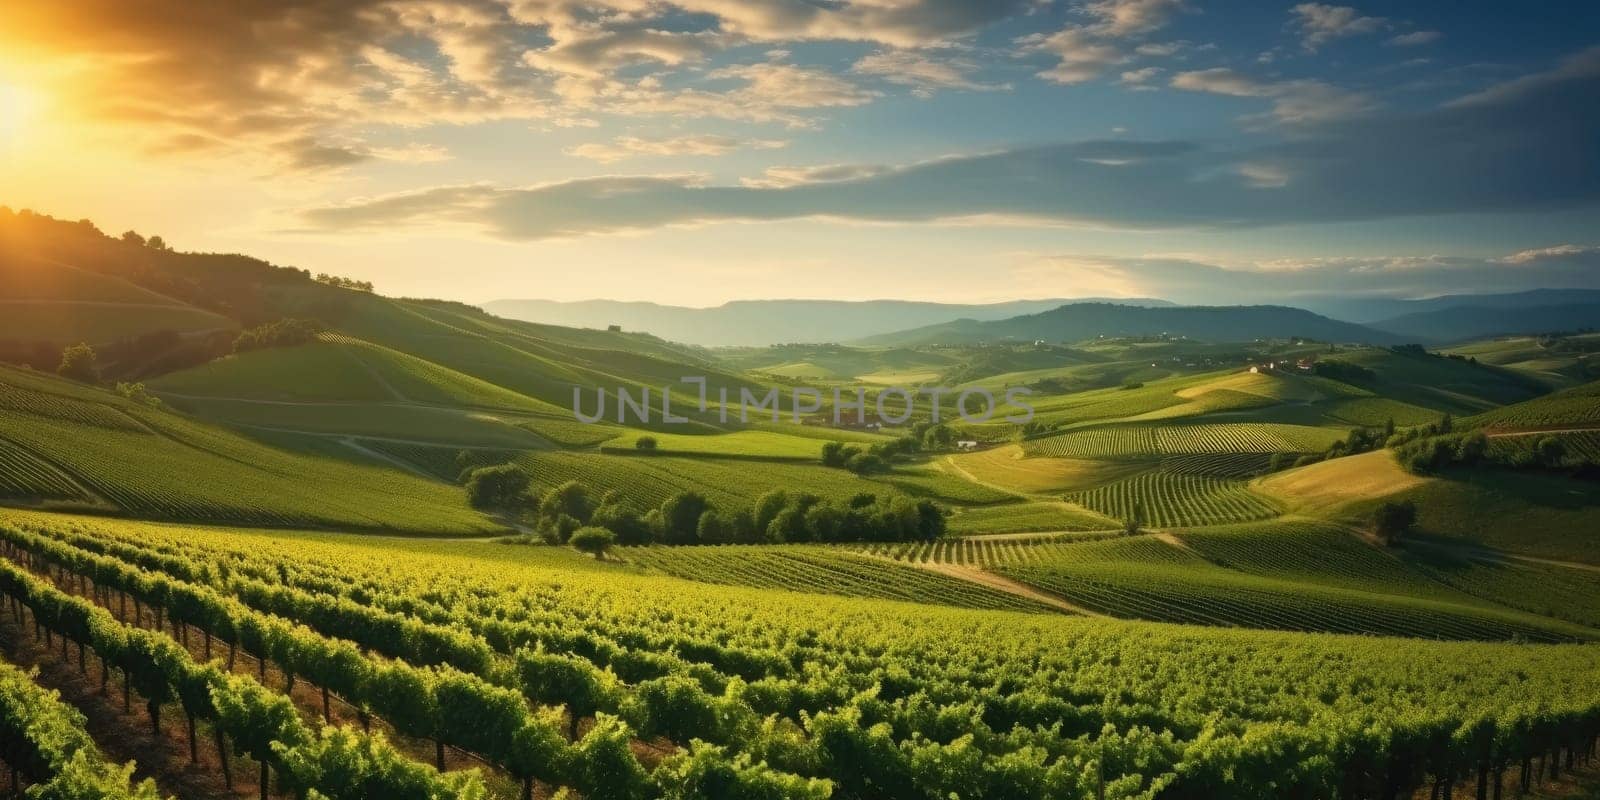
[
  {"x1": 1499, "y1": 244, "x2": 1600, "y2": 265},
  {"x1": 1021, "y1": 27, "x2": 1131, "y2": 85},
  {"x1": 1170, "y1": 68, "x2": 1373, "y2": 124},
  {"x1": 1118, "y1": 67, "x2": 1162, "y2": 89},
  {"x1": 852, "y1": 50, "x2": 1009, "y2": 96},
  {"x1": 1291, "y1": 3, "x2": 1387, "y2": 51},
  {"x1": 1388, "y1": 30, "x2": 1443, "y2": 47},
  {"x1": 566, "y1": 134, "x2": 786, "y2": 163},
  {"x1": 1081, "y1": 0, "x2": 1192, "y2": 36},
  {"x1": 741, "y1": 162, "x2": 895, "y2": 188}
]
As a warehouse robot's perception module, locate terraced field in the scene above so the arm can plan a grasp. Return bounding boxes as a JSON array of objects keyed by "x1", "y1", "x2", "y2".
[
  {"x1": 622, "y1": 545, "x2": 1052, "y2": 611},
  {"x1": 1065, "y1": 471, "x2": 1282, "y2": 527}
]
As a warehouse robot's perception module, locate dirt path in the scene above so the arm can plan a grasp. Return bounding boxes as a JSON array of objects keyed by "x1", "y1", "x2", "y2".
[
  {"x1": 339, "y1": 437, "x2": 436, "y2": 478},
  {"x1": 941, "y1": 455, "x2": 1117, "y2": 523},
  {"x1": 1153, "y1": 531, "x2": 1200, "y2": 556},
  {"x1": 910, "y1": 560, "x2": 1103, "y2": 616}
]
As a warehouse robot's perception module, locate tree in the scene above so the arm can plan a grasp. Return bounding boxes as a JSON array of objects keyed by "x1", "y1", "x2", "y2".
[
  {"x1": 820, "y1": 440, "x2": 846, "y2": 467},
  {"x1": 57, "y1": 343, "x2": 100, "y2": 383},
  {"x1": 845, "y1": 452, "x2": 887, "y2": 475},
  {"x1": 695, "y1": 510, "x2": 735, "y2": 544},
  {"x1": 1373, "y1": 499, "x2": 1418, "y2": 546},
  {"x1": 146, "y1": 235, "x2": 169, "y2": 251},
  {"x1": 538, "y1": 481, "x2": 595, "y2": 527},
  {"x1": 634, "y1": 436, "x2": 658, "y2": 452},
  {"x1": 569, "y1": 527, "x2": 616, "y2": 560},
  {"x1": 464, "y1": 464, "x2": 530, "y2": 510},
  {"x1": 119, "y1": 230, "x2": 145, "y2": 246},
  {"x1": 1439, "y1": 413, "x2": 1454, "y2": 434},
  {"x1": 592, "y1": 500, "x2": 653, "y2": 545},
  {"x1": 658, "y1": 492, "x2": 709, "y2": 545},
  {"x1": 1535, "y1": 436, "x2": 1567, "y2": 468}
]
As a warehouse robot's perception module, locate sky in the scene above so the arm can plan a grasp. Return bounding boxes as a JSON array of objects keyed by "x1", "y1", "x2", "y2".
[{"x1": 0, "y1": 0, "x2": 1597, "y2": 307}]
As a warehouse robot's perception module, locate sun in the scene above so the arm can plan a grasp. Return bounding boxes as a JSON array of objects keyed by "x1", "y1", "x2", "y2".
[{"x1": 0, "y1": 81, "x2": 40, "y2": 149}]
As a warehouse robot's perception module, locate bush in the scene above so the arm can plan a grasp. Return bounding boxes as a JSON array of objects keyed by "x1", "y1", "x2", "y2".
[
  {"x1": 233, "y1": 318, "x2": 324, "y2": 353},
  {"x1": 464, "y1": 464, "x2": 530, "y2": 510},
  {"x1": 569, "y1": 526, "x2": 616, "y2": 559},
  {"x1": 57, "y1": 343, "x2": 99, "y2": 383},
  {"x1": 635, "y1": 436, "x2": 658, "y2": 452},
  {"x1": 1372, "y1": 500, "x2": 1417, "y2": 546}
]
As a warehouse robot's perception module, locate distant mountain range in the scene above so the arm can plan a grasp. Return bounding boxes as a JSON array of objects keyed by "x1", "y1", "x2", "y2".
[
  {"x1": 857, "y1": 303, "x2": 1406, "y2": 347},
  {"x1": 482, "y1": 297, "x2": 1173, "y2": 347},
  {"x1": 1301, "y1": 288, "x2": 1600, "y2": 326},
  {"x1": 1369, "y1": 303, "x2": 1600, "y2": 343}
]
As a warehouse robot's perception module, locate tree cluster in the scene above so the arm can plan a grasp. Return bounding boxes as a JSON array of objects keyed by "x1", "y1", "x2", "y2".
[
  {"x1": 314, "y1": 273, "x2": 375, "y2": 292},
  {"x1": 232, "y1": 318, "x2": 325, "y2": 354},
  {"x1": 1396, "y1": 430, "x2": 1593, "y2": 476},
  {"x1": 465, "y1": 467, "x2": 946, "y2": 548}
]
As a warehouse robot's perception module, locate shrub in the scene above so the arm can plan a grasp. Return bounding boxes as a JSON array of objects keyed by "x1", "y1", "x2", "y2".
[
  {"x1": 635, "y1": 436, "x2": 658, "y2": 452},
  {"x1": 569, "y1": 526, "x2": 616, "y2": 559},
  {"x1": 57, "y1": 343, "x2": 99, "y2": 383},
  {"x1": 1373, "y1": 500, "x2": 1417, "y2": 546},
  {"x1": 464, "y1": 464, "x2": 530, "y2": 510}
]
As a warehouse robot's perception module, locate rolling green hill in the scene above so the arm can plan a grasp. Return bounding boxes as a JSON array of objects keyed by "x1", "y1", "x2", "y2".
[
  {"x1": 0, "y1": 365, "x2": 501, "y2": 533},
  {"x1": 860, "y1": 302, "x2": 1404, "y2": 347}
]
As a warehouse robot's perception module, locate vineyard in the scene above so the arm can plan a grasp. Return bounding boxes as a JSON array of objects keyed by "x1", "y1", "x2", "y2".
[
  {"x1": 995, "y1": 535, "x2": 1595, "y2": 641},
  {"x1": 1023, "y1": 422, "x2": 1343, "y2": 460},
  {"x1": 1158, "y1": 452, "x2": 1274, "y2": 477},
  {"x1": 0, "y1": 437, "x2": 93, "y2": 503},
  {"x1": 0, "y1": 368, "x2": 501, "y2": 533},
  {"x1": 1461, "y1": 377, "x2": 1600, "y2": 430},
  {"x1": 1, "y1": 509, "x2": 1597, "y2": 800},
  {"x1": 620, "y1": 545, "x2": 1051, "y2": 611},
  {"x1": 1064, "y1": 471, "x2": 1283, "y2": 527}
]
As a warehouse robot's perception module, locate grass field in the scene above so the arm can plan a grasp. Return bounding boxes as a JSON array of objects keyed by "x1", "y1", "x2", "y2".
[
  {"x1": 947, "y1": 446, "x2": 1149, "y2": 493},
  {"x1": 601, "y1": 429, "x2": 831, "y2": 460},
  {"x1": 1254, "y1": 449, "x2": 1427, "y2": 516},
  {"x1": 945, "y1": 500, "x2": 1117, "y2": 534},
  {"x1": 513, "y1": 450, "x2": 894, "y2": 509}
]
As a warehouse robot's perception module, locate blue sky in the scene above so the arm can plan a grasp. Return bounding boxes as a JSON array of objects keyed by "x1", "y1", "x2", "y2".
[{"x1": 1, "y1": 0, "x2": 1597, "y2": 306}]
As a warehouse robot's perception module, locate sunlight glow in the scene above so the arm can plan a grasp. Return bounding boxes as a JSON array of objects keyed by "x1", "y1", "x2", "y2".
[{"x1": 0, "y1": 82, "x2": 40, "y2": 150}]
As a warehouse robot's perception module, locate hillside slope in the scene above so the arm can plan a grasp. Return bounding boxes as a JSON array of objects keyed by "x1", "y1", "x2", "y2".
[
  {"x1": 860, "y1": 303, "x2": 1404, "y2": 347},
  {"x1": 484, "y1": 296, "x2": 1174, "y2": 346},
  {"x1": 0, "y1": 365, "x2": 502, "y2": 533}
]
